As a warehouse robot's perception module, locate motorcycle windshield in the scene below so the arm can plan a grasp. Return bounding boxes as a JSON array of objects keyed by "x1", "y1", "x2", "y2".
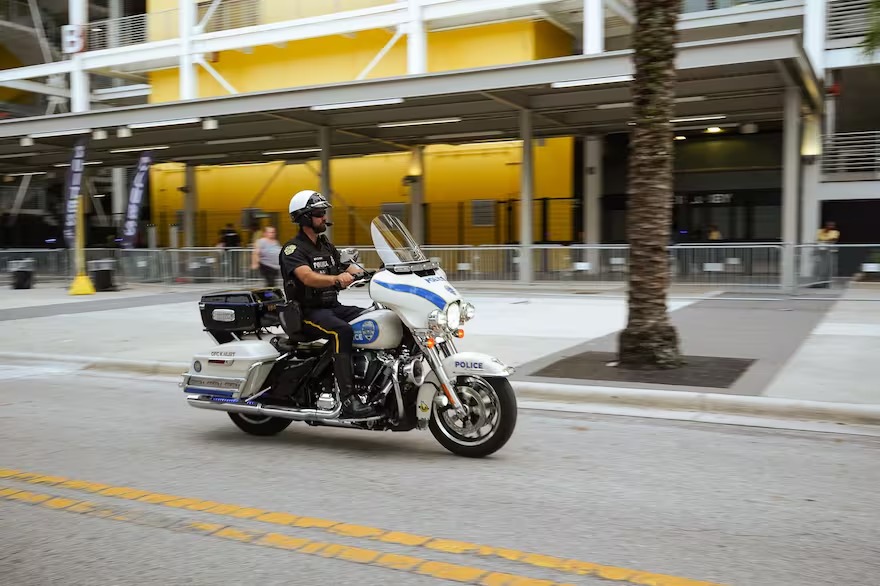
[{"x1": 370, "y1": 215, "x2": 429, "y2": 267}]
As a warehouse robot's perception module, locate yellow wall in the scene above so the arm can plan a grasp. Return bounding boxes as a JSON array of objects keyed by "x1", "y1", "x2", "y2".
[
  {"x1": 0, "y1": 45, "x2": 26, "y2": 102},
  {"x1": 146, "y1": 17, "x2": 576, "y2": 246}
]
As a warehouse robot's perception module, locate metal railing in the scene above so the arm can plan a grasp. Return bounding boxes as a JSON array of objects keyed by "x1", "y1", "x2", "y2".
[
  {"x1": 81, "y1": 0, "x2": 398, "y2": 51},
  {"x1": 827, "y1": 0, "x2": 872, "y2": 41},
  {"x1": 6, "y1": 244, "x2": 880, "y2": 293},
  {"x1": 0, "y1": 243, "x2": 794, "y2": 290},
  {"x1": 795, "y1": 243, "x2": 880, "y2": 288},
  {"x1": 681, "y1": 0, "x2": 785, "y2": 13},
  {"x1": 821, "y1": 131, "x2": 880, "y2": 178}
]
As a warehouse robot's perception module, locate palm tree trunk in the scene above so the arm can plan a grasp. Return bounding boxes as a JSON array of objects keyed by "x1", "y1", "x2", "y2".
[
  {"x1": 617, "y1": 0, "x2": 683, "y2": 369},
  {"x1": 863, "y1": 0, "x2": 880, "y2": 55}
]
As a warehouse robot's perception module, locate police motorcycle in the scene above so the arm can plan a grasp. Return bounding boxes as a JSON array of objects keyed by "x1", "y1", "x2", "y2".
[{"x1": 181, "y1": 214, "x2": 517, "y2": 458}]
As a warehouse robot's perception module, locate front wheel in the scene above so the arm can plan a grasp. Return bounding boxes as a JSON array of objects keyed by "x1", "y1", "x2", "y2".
[
  {"x1": 228, "y1": 413, "x2": 292, "y2": 436},
  {"x1": 429, "y1": 376, "x2": 517, "y2": 458}
]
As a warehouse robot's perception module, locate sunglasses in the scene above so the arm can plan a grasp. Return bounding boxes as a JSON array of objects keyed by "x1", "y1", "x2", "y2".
[{"x1": 311, "y1": 210, "x2": 327, "y2": 218}]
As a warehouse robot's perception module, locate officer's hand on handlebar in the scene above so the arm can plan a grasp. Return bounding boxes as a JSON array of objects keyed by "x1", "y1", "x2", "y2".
[{"x1": 335, "y1": 272, "x2": 355, "y2": 289}]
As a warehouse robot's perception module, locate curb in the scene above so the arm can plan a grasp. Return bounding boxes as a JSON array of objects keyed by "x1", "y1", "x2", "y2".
[
  {"x1": 512, "y1": 381, "x2": 880, "y2": 426},
  {"x1": 3, "y1": 351, "x2": 879, "y2": 428},
  {"x1": 0, "y1": 352, "x2": 188, "y2": 377}
]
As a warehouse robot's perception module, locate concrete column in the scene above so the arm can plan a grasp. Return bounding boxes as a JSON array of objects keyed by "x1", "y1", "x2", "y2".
[
  {"x1": 111, "y1": 167, "x2": 127, "y2": 217},
  {"x1": 800, "y1": 113, "x2": 822, "y2": 277},
  {"x1": 183, "y1": 165, "x2": 198, "y2": 247},
  {"x1": 68, "y1": 0, "x2": 89, "y2": 112},
  {"x1": 179, "y1": 0, "x2": 198, "y2": 100},
  {"x1": 408, "y1": 146, "x2": 425, "y2": 244},
  {"x1": 319, "y1": 126, "x2": 333, "y2": 241},
  {"x1": 583, "y1": 135, "x2": 602, "y2": 273},
  {"x1": 407, "y1": 0, "x2": 427, "y2": 75},
  {"x1": 804, "y1": 0, "x2": 826, "y2": 82},
  {"x1": 519, "y1": 110, "x2": 534, "y2": 283},
  {"x1": 583, "y1": 0, "x2": 603, "y2": 55},
  {"x1": 782, "y1": 86, "x2": 802, "y2": 292}
]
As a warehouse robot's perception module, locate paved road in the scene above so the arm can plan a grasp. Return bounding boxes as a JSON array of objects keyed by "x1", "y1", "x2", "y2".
[{"x1": 1, "y1": 363, "x2": 878, "y2": 586}]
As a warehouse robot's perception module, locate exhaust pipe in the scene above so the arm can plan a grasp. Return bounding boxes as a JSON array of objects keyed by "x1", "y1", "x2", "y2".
[{"x1": 187, "y1": 396, "x2": 342, "y2": 422}]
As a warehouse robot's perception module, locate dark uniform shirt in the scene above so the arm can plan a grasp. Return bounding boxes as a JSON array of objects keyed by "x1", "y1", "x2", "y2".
[{"x1": 279, "y1": 230, "x2": 350, "y2": 309}]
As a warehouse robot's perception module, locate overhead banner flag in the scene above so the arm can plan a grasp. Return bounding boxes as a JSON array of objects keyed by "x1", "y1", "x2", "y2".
[
  {"x1": 121, "y1": 151, "x2": 152, "y2": 249},
  {"x1": 63, "y1": 137, "x2": 88, "y2": 248}
]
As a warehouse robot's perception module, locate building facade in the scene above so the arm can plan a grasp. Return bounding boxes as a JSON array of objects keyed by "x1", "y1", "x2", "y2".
[{"x1": 0, "y1": 1, "x2": 877, "y2": 264}]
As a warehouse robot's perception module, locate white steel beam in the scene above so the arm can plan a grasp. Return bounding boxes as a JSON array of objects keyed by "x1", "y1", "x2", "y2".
[
  {"x1": 408, "y1": 0, "x2": 428, "y2": 75},
  {"x1": 69, "y1": 0, "x2": 90, "y2": 112},
  {"x1": 0, "y1": 80, "x2": 71, "y2": 98},
  {"x1": 357, "y1": 29, "x2": 404, "y2": 80},
  {"x1": 825, "y1": 47, "x2": 880, "y2": 69},
  {"x1": 196, "y1": 56, "x2": 238, "y2": 94},
  {"x1": 584, "y1": 0, "x2": 603, "y2": 55},
  {"x1": 605, "y1": 0, "x2": 634, "y2": 24},
  {"x1": 0, "y1": 62, "x2": 74, "y2": 83},
  {"x1": 91, "y1": 84, "x2": 152, "y2": 101},
  {"x1": 179, "y1": 0, "x2": 198, "y2": 100}
]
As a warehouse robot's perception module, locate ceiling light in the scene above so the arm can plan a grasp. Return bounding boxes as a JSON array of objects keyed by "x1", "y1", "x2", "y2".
[
  {"x1": 671, "y1": 115, "x2": 726, "y2": 123},
  {"x1": 54, "y1": 161, "x2": 103, "y2": 167},
  {"x1": 28, "y1": 128, "x2": 93, "y2": 139},
  {"x1": 675, "y1": 135, "x2": 687, "y2": 140},
  {"x1": 93, "y1": 130, "x2": 108, "y2": 140},
  {"x1": 676, "y1": 96, "x2": 706, "y2": 103},
  {"x1": 311, "y1": 98, "x2": 404, "y2": 111},
  {"x1": 706, "y1": 127, "x2": 723, "y2": 133},
  {"x1": 597, "y1": 102, "x2": 631, "y2": 110},
  {"x1": 128, "y1": 117, "x2": 201, "y2": 129},
  {"x1": 377, "y1": 117, "x2": 462, "y2": 128},
  {"x1": 263, "y1": 148, "x2": 321, "y2": 156},
  {"x1": 110, "y1": 145, "x2": 170, "y2": 153},
  {"x1": 206, "y1": 136, "x2": 274, "y2": 145},
  {"x1": 93, "y1": 193, "x2": 106, "y2": 198},
  {"x1": 171, "y1": 154, "x2": 227, "y2": 161},
  {"x1": 117, "y1": 128, "x2": 132, "y2": 138},
  {"x1": 0, "y1": 153, "x2": 29, "y2": 159},
  {"x1": 551, "y1": 75, "x2": 633, "y2": 89},
  {"x1": 202, "y1": 118, "x2": 218, "y2": 130},
  {"x1": 6, "y1": 171, "x2": 47, "y2": 177},
  {"x1": 19, "y1": 137, "x2": 33, "y2": 147}
]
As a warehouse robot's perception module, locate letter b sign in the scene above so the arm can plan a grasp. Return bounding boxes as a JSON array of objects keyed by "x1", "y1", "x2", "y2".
[{"x1": 62, "y1": 25, "x2": 85, "y2": 54}]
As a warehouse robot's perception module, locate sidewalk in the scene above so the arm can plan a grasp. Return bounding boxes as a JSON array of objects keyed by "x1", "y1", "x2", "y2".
[{"x1": 1, "y1": 281, "x2": 878, "y2": 429}]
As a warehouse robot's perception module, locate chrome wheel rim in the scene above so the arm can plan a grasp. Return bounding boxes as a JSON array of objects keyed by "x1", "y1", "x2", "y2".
[{"x1": 434, "y1": 377, "x2": 501, "y2": 446}]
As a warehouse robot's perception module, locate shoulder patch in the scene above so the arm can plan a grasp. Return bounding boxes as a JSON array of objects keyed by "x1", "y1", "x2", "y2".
[{"x1": 284, "y1": 244, "x2": 297, "y2": 255}]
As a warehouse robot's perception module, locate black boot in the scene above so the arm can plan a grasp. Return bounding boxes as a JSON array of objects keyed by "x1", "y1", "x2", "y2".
[{"x1": 334, "y1": 354, "x2": 377, "y2": 418}]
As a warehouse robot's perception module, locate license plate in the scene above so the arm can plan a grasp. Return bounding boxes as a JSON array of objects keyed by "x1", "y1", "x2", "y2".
[{"x1": 186, "y1": 376, "x2": 241, "y2": 391}]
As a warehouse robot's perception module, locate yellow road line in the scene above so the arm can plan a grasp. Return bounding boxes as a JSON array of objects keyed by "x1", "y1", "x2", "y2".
[
  {"x1": 0, "y1": 485, "x2": 571, "y2": 586},
  {"x1": 0, "y1": 467, "x2": 726, "y2": 586}
]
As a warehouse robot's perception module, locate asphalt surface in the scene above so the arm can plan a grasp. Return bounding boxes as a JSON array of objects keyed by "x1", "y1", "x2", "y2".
[{"x1": 1, "y1": 363, "x2": 878, "y2": 586}]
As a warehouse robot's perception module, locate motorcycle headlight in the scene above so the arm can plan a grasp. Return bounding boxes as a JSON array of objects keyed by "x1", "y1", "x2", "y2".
[
  {"x1": 428, "y1": 309, "x2": 448, "y2": 331},
  {"x1": 446, "y1": 302, "x2": 461, "y2": 330},
  {"x1": 461, "y1": 302, "x2": 476, "y2": 322}
]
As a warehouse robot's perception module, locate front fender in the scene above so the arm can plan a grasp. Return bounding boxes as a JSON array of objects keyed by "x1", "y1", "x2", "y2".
[
  {"x1": 414, "y1": 352, "x2": 514, "y2": 425},
  {"x1": 443, "y1": 351, "x2": 515, "y2": 377}
]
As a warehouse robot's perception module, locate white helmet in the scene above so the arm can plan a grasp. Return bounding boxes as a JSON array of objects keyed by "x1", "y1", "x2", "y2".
[{"x1": 288, "y1": 189, "x2": 331, "y2": 225}]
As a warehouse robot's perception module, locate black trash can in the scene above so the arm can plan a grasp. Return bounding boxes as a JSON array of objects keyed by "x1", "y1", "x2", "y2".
[
  {"x1": 8, "y1": 259, "x2": 35, "y2": 289},
  {"x1": 88, "y1": 259, "x2": 117, "y2": 292}
]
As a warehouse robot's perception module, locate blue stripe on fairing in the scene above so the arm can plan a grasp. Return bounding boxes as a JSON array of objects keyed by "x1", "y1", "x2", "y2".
[
  {"x1": 184, "y1": 387, "x2": 235, "y2": 398},
  {"x1": 372, "y1": 280, "x2": 447, "y2": 309}
]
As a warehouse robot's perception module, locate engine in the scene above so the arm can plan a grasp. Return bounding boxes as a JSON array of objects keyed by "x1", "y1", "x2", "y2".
[{"x1": 353, "y1": 350, "x2": 394, "y2": 395}]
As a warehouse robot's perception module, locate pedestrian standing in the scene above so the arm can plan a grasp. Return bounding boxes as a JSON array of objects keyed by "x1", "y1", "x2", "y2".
[{"x1": 251, "y1": 225, "x2": 281, "y2": 287}]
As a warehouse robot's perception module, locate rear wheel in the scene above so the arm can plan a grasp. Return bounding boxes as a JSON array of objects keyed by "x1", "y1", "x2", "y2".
[
  {"x1": 228, "y1": 413, "x2": 292, "y2": 436},
  {"x1": 429, "y1": 376, "x2": 517, "y2": 458}
]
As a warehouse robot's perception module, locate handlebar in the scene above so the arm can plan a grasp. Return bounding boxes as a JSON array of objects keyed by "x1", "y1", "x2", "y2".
[{"x1": 336, "y1": 270, "x2": 375, "y2": 290}]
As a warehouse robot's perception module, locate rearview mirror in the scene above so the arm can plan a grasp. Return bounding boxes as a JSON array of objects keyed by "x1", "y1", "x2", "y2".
[{"x1": 339, "y1": 248, "x2": 360, "y2": 264}]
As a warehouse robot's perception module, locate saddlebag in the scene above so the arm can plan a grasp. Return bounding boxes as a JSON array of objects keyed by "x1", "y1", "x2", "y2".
[{"x1": 199, "y1": 287, "x2": 284, "y2": 342}]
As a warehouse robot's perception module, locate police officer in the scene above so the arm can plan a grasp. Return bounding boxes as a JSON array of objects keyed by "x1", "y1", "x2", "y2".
[{"x1": 280, "y1": 190, "x2": 375, "y2": 418}]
